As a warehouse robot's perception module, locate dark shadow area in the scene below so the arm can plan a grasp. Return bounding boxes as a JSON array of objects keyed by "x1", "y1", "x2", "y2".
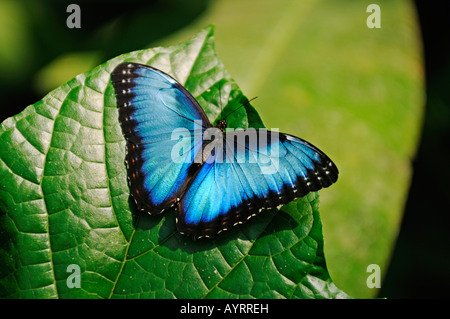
[
  {"x1": 379, "y1": 2, "x2": 450, "y2": 298},
  {"x1": 130, "y1": 197, "x2": 165, "y2": 231},
  {"x1": 0, "y1": 0, "x2": 210, "y2": 123},
  {"x1": 129, "y1": 202, "x2": 299, "y2": 254},
  {"x1": 159, "y1": 208, "x2": 300, "y2": 254}
]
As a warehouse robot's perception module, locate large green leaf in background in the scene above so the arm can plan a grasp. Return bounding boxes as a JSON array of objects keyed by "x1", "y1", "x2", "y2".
[{"x1": 0, "y1": 26, "x2": 350, "y2": 299}]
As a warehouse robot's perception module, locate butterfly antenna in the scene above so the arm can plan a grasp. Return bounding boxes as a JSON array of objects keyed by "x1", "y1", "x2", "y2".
[{"x1": 222, "y1": 96, "x2": 258, "y2": 120}]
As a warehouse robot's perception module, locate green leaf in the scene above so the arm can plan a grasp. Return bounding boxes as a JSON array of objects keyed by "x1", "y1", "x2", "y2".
[{"x1": 0, "y1": 26, "x2": 349, "y2": 299}]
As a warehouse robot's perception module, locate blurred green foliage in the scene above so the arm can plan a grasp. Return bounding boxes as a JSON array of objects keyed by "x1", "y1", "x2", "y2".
[{"x1": 0, "y1": 0, "x2": 424, "y2": 298}]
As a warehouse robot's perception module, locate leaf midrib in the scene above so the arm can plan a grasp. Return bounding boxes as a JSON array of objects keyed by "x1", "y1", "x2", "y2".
[{"x1": 41, "y1": 91, "x2": 71, "y2": 299}]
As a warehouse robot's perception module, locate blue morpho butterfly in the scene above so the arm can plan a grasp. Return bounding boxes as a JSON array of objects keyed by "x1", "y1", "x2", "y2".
[{"x1": 111, "y1": 62, "x2": 338, "y2": 240}]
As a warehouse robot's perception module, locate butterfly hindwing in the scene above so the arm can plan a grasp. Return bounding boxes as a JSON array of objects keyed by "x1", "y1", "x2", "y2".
[
  {"x1": 176, "y1": 130, "x2": 338, "y2": 239},
  {"x1": 112, "y1": 62, "x2": 210, "y2": 214}
]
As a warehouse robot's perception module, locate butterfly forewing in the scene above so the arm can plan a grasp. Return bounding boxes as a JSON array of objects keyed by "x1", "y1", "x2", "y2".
[{"x1": 112, "y1": 62, "x2": 211, "y2": 214}]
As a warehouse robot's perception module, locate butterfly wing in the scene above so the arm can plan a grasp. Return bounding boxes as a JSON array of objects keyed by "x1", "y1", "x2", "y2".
[
  {"x1": 112, "y1": 62, "x2": 211, "y2": 214},
  {"x1": 176, "y1": 129, "x2": 338, "y2": 239}
]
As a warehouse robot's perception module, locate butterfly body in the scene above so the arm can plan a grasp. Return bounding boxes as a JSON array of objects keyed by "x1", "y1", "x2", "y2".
[
  {"x1": 215, "y1": 119, "x2": 228, "y2": 132},
  {"x1": 112, "y1": 62, "x2": 338, "y2": 239}
]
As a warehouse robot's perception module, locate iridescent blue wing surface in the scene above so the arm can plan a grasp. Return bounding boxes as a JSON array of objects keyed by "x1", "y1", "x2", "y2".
[
  {"x1": 112, "y1": 62, "x2": 211, "y2": 214},
  {"x1": 176, "y1": 129, "x2": 338, "y2": 239}
]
